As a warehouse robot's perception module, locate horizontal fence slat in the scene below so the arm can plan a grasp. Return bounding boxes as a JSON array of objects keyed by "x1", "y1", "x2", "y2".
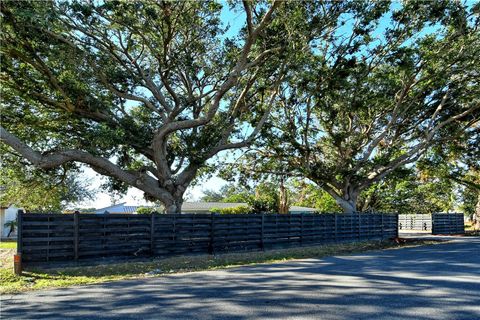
[{"x1": 432, "y1": 213, "x2": 464, "y2": 235}]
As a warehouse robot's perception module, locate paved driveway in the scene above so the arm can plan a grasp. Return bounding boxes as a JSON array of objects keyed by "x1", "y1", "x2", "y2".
[{"x1": 2, "y1": 238, "x2": 480, "y2": 320}]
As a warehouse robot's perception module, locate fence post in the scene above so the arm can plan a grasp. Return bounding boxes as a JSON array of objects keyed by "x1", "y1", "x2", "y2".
[
  {"x1": 74, "y1": 211, "x2": 79, "y2": 261},
  {"x1": 358, "y1": 212, "x2": 361, "y2": 240},
  {"x1": 14, "y1": 210, "x2": 23, "y2": 276},
  {"x1": 172, "y1": 214, "x2": 176, "y2": 243},
  {"x1": 431, "y1": 213, "x2": 434, "y2": 234},
  {"x1": 381, "y1": 214, "x2": 384, "y2": 239},
  {"x1": 150, "y1": 213, "x2": 155, "y2": 255},
  {"x1": 260, "y1": 213, "x2": 265, "y2": 251},
  {"x1": 300, "y1": 213, "x2": 304, "y2": 246},
  {"x1": 460, "y1": 213, "x2": 465, "y2": 234},
  {"x1": 334, "y1": 214, "x2": 338, "y2": 242},
  {"x1": 396, "y1": 214, "x2": 399, "y2": 238},
  {"x1": 16, "y1": 210, "x2": 23, "y2": 255},
  {"x1": 208, "y1": 213, "x2": 215, "y2": 255}
]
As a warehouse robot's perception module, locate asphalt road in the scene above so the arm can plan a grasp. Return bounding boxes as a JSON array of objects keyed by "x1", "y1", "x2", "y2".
[{"x1": 2, "y1": 237, "x2": 479, "y2": 320}]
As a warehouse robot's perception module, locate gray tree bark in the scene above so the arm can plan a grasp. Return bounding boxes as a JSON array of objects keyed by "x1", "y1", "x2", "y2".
[
  {"x1": 474, "y1": 193, "x2": 480, "y2": 231},
  {"x1": 278, "y1": 178, "x2": 289, "y2": 214}
]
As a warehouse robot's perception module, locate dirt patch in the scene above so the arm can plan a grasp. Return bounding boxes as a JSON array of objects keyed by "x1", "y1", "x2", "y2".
[{"x1": 0, "y1": 249, "x2": 15, "y2": 269}]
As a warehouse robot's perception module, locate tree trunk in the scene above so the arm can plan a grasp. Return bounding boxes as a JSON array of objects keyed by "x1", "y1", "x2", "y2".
[
  {"x1": 164, "y1": 197, "x2": 184, "y2": 214},
  {"x1": 314, "y1": 181, "x2": 359, "y2": 213},
  {"x1": 158, "y1": 185, "x2": 187, "y2": 214},
  {"x1": 474, "y1": 193, "x2": 480, "y2": 231},
  {"x1": 278, "y1": 178, "x2": 289, "y2": 214},
  {"x1": 335, "y1": 188, "x2": 359, "y2": 213},
  {"x1": 336, "y1": 198, "x2": 356, "y2": 213}
]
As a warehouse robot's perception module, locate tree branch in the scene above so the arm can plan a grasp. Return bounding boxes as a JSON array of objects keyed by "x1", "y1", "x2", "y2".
[{"x1": 0, "y1": 126, "x2": 173, "y2": 202}]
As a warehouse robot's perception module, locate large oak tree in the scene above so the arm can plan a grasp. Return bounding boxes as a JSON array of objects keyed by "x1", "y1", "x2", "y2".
[
  {"x1": 235, "y1": 1, "x2": 480, "y2": 212},
  {"x1": 0, "y1": 0, "x2": 288, "y2": 213}
]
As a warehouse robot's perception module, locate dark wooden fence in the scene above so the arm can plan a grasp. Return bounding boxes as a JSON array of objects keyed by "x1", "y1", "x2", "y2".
[
  {"x1": 17, "y1": 212, "x2": 398, "y2": 265},
  {"x1": 398, "y1": 214, "x2": 432, "y2": 231},
  {"x1": 432, "y1": 213, "x2": 464, "y2": 235}
]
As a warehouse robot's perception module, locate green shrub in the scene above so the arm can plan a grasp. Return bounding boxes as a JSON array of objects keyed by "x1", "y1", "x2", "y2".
[
  {"x1": 209, "y1": 205, "x2": 252, "y2": 214},
  {"x1": 136, "y1": 207, "x2": 153, "y2": 214},
  {"x1": 248, "y1": 198, "x2": 278, "y2": 213}
]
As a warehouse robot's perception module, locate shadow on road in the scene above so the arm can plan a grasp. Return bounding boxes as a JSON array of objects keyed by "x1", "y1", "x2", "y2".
[{"x1": 3, "y1": 238, "x2": 480, "y2": 320}]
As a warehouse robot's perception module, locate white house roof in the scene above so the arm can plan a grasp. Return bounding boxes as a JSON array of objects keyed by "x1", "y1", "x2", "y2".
[{"x1": 94, "y1": 203, "x2": 140, "y2": 214}]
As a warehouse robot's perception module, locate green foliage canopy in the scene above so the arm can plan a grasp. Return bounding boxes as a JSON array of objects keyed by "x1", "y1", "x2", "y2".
[
  {"x1": 233, "y1": 1, "x2": 480, "y2": 212},
  {"x1": 0, "y1": 163, "x2": 93, "y2": 212},
  {"x1": 0, "y1": 0, "x2": 286, "y2": 213}
]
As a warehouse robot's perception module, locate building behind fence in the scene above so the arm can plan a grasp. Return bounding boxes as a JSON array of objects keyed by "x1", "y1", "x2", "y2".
[{"x1": 18, "y1": 212, "x2": 398, "y2": 265}]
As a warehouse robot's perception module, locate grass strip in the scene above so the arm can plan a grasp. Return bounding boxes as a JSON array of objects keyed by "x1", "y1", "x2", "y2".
[{"x1": 0, "y1": 242, "x2": 17, "y2": 249}]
